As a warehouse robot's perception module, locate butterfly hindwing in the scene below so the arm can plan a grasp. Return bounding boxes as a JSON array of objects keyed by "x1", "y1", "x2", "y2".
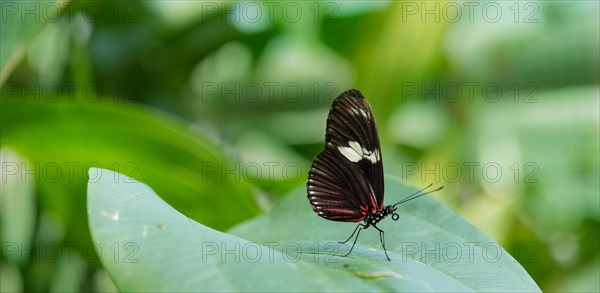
[
  {"x1": 307, "y1": 89, "x2": 384, "y2": 221},
  {"x1": 308, "y1": 148, "x2": 376, "y2": 221}
]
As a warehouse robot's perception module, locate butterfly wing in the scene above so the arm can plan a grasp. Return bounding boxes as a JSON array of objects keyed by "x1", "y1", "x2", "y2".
[{"x1": 307, "y1": 89, "x2": 384, "y2": 222}]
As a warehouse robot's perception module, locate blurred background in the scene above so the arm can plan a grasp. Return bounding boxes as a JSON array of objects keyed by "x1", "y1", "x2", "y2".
[{"x1": 1, "y1": 0, "x2": 598, "y2": 291}]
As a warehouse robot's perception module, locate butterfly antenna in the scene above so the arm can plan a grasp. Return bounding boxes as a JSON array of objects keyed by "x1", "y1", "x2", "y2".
[{"x1": 392, "y1": 184, "x2": 444, "y2": 207}]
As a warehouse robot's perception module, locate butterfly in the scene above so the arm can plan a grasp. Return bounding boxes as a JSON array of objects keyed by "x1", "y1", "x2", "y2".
[{"x1": 307, "y1": 89, "x2": 442, "y2": 261}]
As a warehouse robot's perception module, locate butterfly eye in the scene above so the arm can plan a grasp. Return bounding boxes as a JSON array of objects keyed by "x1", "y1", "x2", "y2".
[{"x1": 391, "y1": 213, "x2": 399, "y2": 221}]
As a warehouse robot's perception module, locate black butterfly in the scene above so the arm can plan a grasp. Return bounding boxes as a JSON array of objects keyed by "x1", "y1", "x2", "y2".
[{"x1": 307, "y1": 89, "x2": 441, "y2": 261}]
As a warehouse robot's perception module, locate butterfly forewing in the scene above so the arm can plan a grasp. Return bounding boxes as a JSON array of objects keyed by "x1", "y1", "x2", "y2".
[{"x1": 307, "y1": 89, "x2": 385, "y2": 221}]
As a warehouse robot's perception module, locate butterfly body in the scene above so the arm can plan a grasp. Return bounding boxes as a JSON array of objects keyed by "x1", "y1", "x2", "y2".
[
  {"x1": 367, "y1": 205, "x2": 399, "y2": 225},
  {"x1": 307, "y1": 89, "x2": 440, "y2": 261}
]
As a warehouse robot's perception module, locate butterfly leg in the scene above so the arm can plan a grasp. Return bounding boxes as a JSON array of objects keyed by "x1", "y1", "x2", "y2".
[
  {"x1": 339, "y1": 223, "x2": 367, "y2": 257},
  {"x1": 339, "y1": 223, "x2": 365, "y2": 244},
  {"x1": 373, "y1": 225, "x2": 391, "y2": 261}
]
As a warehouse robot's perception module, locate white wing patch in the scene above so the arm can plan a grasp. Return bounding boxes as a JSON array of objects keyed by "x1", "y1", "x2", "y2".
[
  {"x1": 338, "y1": 141, "x2": 363, "y2": 162},
  {"x1": 359, "y1": 108, "x2": 370, "y2": 119},
  {"x1": 364, "y1": 149, "x2": 380, "y2": 163},
  {"x1": 348, "y1": 106, "x2": 371, "y2": 119},
  {"x1": 337, "y1": 141, "x2": 380, "y2": 164}
]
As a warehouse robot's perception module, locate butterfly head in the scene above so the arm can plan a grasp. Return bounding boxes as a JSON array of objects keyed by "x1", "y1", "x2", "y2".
[{"x1": 384, "y1": 205, "x2": 399, "y2": 221}]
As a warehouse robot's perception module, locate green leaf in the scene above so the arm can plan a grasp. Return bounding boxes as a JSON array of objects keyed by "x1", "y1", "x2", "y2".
[
  {"x1": 0, "y1": 0, "x2": 64, "y2": 83},
  {"x1": 88, "y1": 168, "x2": 372, "y2": 291},
  {"x1": 89, "y1": 168, "x2": 540, "y2": 291},
  {"x1": 230, "y1": 177, "x2": 542, "y2": 292},
  {"x1": 1, "y1": 98, "x2": 259, "y2": 234},
  {"x1": 0, "y1": 148, "x2": 36, "y2": 266}
]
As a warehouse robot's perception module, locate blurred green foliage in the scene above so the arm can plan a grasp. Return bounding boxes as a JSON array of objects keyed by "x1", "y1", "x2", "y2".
[{"x1": 0, "y1": 0, "x2": 598, "y2": 291}]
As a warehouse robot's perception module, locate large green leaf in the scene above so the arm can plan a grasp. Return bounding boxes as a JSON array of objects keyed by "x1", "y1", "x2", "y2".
[
  {"x1": 88, "y1": 168, "x2": 540, "y2": 291},
  {"x1": 1, "y1": 98, "x2": 259, "y2": 235}
]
